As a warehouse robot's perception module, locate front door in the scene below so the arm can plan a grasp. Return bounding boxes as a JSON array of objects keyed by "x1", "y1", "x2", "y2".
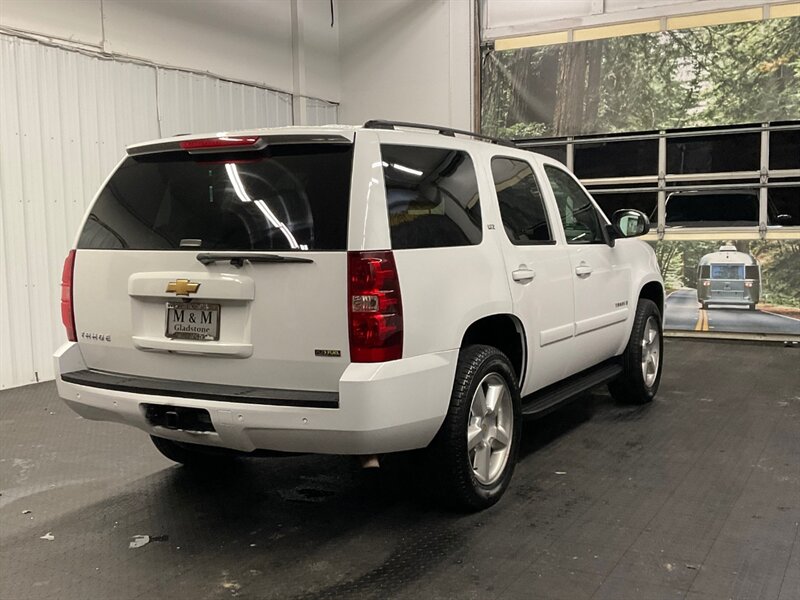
[{"x1": 542, "y1": 163, "x2": 631, "y2": 374}]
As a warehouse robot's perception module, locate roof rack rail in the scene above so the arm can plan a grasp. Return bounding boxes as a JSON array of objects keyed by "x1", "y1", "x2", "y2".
[{"x1": 363, "y1": 120, "x2": 515, "y2": 147}]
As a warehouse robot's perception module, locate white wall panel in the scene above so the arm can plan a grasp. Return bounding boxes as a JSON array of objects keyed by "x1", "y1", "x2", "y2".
[
  {"x1": 0, "y1": 33, "x2": 310, "y2": 389},
  {"x1": 339, "y1": 0, "x2": 473, "y2": 129},
  {"x1": 304, "y1": 98, "x2": 339, "y2": 126},
  {"x1": 0, "y1": 0, "x2": 103, "y2": 46},
  {"x1": 156, "y1": 70, "x2": 293, "y2": 137},
  {"x1": 0, "y1": 34, "x2": 158, "y2": 389}
]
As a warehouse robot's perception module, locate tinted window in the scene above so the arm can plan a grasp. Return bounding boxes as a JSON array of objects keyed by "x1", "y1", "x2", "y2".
[
  {"x1": 769, "y1": 130, "x2": 800, "y2": 170},
  {"x1": 769, "y1": 186, "x2": 799, "y2": 226},
  {"x1": 591, "y1": 191, "x2": 656, "y2": 222},
  {"x1": 78, "y1": 144, "x2": 353, "y2": 250},
  {"x1": 382, "y1": 145, "x2": 482, "y2": 249},
  {"x1": 574, "y1": 138, "x2": 657, "y2": 178},
  {"x1": 664, "y1": 193, "x2": 759, "y2": 226},
  {"x1": 699, "y1": 265, "x2": 711, "y2": 279},
  {"x1": 491, "y1": 158, "x2": 553, "y2": 244},
  {"x1": 667, "y1": 132, "x2": 759, "y2": 174},
  {"x1": 530, "y1": 145, "x2": 567, "y2": 164},
  {"x1": 745, "y1": 265, "x2": 759, "y2": 279},
  {"x1": 544, "y1": 165, "x2": 605, "y2": 244}
]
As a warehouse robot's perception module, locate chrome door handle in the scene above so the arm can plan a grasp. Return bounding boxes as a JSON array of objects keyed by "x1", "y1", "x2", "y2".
[
  {"x1": 575, "y1": 264, "x2": 593, "y2": 277},
  {"x1": 512, "y1": 268, "x2": 536, "y2": 283}
]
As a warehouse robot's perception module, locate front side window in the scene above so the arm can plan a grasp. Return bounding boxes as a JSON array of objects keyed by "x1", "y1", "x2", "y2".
[
  {"x1": 544, "y1": 165, "x2": 606, "y2": 244},
  {"x1": 491, "y1": 157, "x2": 554, "y2": 244},
  {"x1": 381, "y1": 145, "x2": 482, "y2": 250}
]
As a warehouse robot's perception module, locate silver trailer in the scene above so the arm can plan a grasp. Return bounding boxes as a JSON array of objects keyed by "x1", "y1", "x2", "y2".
[{"x1": 697, "y1": 245, "x2": 761, "y2": 310}]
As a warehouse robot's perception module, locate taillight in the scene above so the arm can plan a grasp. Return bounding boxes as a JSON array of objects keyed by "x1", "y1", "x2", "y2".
[
  {"x1": 347, "y1": 251, "x2": 403, "y2": 362},
  {"x1": 179, "y1": 136, "x2": 260, "y2": 151},
  {"x1": 61, "y1": 250, "x2": 76, "y2": 342},
  {"x1": 702, "y1": 280, "x2": 711, "y2": 286},
  {"x1": 744, "y1": 281, "x2": 753, "y2": 288}
]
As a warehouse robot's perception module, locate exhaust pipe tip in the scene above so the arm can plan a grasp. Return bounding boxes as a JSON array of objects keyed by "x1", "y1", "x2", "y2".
[{"x1": 358, "y1": 454, "x2": 380, "y2": 469}]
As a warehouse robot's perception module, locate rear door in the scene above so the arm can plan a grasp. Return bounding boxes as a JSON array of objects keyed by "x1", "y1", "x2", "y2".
[
  {"x1": 488, "y1": 155, "x2": 575, "y2": 393},
  {"x1": 72, "y1": 135, "x2": 355, "y2": 392}
]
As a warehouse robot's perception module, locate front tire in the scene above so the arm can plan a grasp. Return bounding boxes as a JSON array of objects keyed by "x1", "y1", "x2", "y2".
[
  {"x1": 427, "y1": 345, "x2": 521, "y2": 512},
  {"x1": 609, "y1": 299, "x2": 663, "y2": 405}
]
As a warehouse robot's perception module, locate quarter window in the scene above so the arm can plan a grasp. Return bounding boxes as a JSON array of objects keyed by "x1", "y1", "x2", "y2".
[
  {"x1": 544, "y1": 165, "x2": 606, "y2": 244},
  {"x1": 381, "y1": 145, "x2": 482, "y2": 249},
  {"x1": 491, "y1": 158, "x2": 554, "y2": 244}
]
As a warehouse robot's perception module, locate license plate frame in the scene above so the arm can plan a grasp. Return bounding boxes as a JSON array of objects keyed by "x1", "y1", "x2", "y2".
[{"x1": 165, "y1": 302, "x2": 221, "y2": 341}]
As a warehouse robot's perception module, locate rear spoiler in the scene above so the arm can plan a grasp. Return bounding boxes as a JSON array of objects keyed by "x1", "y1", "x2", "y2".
[{"x1": 127, "y1": 134, "x2": 353, "y2": 157}]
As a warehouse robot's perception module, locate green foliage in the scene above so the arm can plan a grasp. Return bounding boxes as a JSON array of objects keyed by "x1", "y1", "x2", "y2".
[
  {"x1": 494, "y1": 122, "x2": 549, "y2": 139},
  {"x1": 652, "y1": 240, "x2": 800, "y2": 309},
  {"x1": 481, "y1": 17, "x2": 800, "y2": 136}
]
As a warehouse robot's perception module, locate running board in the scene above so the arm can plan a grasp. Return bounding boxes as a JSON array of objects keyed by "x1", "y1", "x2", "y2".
[{"x1": 521, "y1": 360, "x2": 623, "y2": 418}]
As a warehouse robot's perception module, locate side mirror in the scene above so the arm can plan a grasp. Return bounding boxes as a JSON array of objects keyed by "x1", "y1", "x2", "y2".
[{"x1": 611, "y1": 209, "x2": 650, "y2": 239}]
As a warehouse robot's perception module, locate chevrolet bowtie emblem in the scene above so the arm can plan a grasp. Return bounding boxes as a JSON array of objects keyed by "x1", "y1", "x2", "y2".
[{"x1": 166, "y1": 279, "x2": 200, "y2": 296}]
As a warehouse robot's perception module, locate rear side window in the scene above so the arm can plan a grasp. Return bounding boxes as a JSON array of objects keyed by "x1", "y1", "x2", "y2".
[
  {"x1": 381, "y1": 145, "x2": 482, "y2": 249},
  {"x1": 491, "y1": 157, "x2": 553, "y2": 244},
  {"x1": 78, "y1": 144, "x2": 353, "y2": 251},
  {"x1": 745, "y1": 265, "x2": 759, "y2": 279}
]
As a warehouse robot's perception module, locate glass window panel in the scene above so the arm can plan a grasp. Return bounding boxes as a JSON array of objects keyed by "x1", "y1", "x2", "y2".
[
  {"x1": 491, "y1": 157, "x2": 554, "y2": 244},
  {"x1": 544, "y1": 165, "x2": 606, "y2": 244},
  {"x1": 381, "y1": 145, "x2": 482, "y2": 250},
  {"x1": 79, "y1": 144, "x2": 353, "y2": 251}
]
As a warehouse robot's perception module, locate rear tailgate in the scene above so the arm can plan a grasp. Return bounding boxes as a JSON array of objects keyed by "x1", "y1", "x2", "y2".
[{"x1": 71, "y1": 136, "x2": 354, "y2": 392}]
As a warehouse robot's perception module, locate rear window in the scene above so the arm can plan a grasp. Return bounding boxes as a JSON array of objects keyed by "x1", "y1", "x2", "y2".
[
  {"x1": 381, "y1": 145, "x2": 482, "y2": 250},
  {"x1": 78, "y1": 144, "x2": 353, "y2": 251},
  {"x1": 711, "y1": 264, "x2": 744, "y2": 279}
]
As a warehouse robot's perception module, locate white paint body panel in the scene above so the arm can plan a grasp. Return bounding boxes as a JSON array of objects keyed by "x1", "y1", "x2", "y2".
[
  {"x1": 55, "y1": 125, "x2": 663, "y2": 454},
  {"x1": 73, "y1": 250, "x2": 350, "y2": 392}
]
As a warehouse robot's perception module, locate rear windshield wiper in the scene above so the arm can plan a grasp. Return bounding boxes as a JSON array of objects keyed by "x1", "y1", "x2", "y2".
[{"x1": 196, "y1": 252, "x2": 314, "y2": 268}]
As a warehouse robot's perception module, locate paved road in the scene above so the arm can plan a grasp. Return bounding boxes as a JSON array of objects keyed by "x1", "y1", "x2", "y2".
[{"x1": 665, "y1": 288, "x2": 800, "y2": 334}]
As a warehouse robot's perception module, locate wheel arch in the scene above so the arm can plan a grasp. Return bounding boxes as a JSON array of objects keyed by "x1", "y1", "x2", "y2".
[
  {"x1": 638, "y1": 280, "x2": 665, "y2": 320},
  {"x1": 459, "y1": 314, "x2": 527, "y2": 388}
]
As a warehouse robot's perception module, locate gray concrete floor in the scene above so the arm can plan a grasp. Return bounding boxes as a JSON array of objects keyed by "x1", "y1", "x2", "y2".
[{"x1": 1, "y1": 339, "x2": 798, "y2": 600}]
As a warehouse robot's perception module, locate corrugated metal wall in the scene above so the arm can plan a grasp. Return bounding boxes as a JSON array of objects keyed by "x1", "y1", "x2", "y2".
[
  {"x1": 156, "y1": 69, "x2": 293, "y2": 136},
  {"x1": 0, "y1": 33, "x2": 338, "y2": 389},
  {"x1": 304, "y1": 97, "x2": 340, "y2": 126}
]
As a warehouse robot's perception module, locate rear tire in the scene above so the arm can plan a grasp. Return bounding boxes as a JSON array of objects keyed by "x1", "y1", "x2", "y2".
[
  {"x1": 427, "y1": 345, "x2": 521, "y2": 512},
  {"x1": 150, "y1": 436, "x2": 238, "y2": 469},
  {"x1": 609, "y1": 299, "x2": 663, "y2": 405}
]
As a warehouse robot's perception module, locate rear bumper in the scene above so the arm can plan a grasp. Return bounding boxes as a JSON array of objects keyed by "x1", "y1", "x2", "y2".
[
  {"x1": 703, "y1": 296, "x2": 756, "y2": 306},
  {"x1": 54, "y1": 342, "x2": 457, "y2": 455}
]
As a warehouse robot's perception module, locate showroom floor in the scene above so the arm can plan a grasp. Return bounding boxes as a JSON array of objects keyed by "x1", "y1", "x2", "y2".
[{"x1": 1, "y1": 339, "x2": 798, "y2": 600}]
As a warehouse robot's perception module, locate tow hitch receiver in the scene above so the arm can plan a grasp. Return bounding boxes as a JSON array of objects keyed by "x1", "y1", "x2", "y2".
[{"x1": 143, "y1": 404, "x2": 216, "y2": 433}]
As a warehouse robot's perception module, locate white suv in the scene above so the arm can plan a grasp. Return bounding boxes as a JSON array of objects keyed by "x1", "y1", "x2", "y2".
[{"x1": 55, "y1": 121, "x2": 664, "y2": 511}]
